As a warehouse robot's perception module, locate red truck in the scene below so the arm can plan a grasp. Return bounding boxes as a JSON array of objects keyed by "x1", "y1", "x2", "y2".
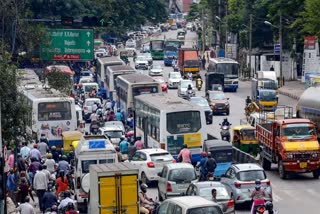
[
  {"x1": 178, "y1": 48, "x2": 200, "y2": 78},
  {"x1": 256, "y1": 118, "x2": 320, "y2": 179}
]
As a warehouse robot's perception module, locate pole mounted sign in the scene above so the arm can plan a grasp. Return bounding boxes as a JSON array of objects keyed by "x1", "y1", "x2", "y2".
[{"x1": 40, "y1": 29, "x2": 94, "y2": 61}]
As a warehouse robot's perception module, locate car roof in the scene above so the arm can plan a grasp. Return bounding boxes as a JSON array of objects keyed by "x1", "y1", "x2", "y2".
[
  {"x1": 85, "y1": 98, "x2": 101, "y2": 102},
  {"x1": 192, "y1": 181, "x2": 226, "y2": 189},
  {"x1": 208, "y1": 90, "x2": 224, "y2": 94},
  {"x1": 166, "y1": 162, "x2": 194, "y2": 169},
  {"x1": 138, "y1": 148, "x2": 169, "y2": 155},
  {"x1": 189, "y1": 96, "x2": 206, "y2": 101},
  {"x1": 166, "y1": 196, "x2": 218, "y2": 207},
  {"x1": 232, "y1": 163, "x2": 263, "y2": 172}
]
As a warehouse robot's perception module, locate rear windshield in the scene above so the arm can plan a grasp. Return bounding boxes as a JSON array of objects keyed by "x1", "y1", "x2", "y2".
[
  {"x1": 187, "y1": 206, "x2": 223, "y2": 214},
  {"x1": 150, "y1": 153, "x2": 173, "y2": 162},
  {"x1": 81, "y1": 159, "x2": 115, "y2": 173},
  {"x1": 168, "y1": 168, "x2": 196, "y2": 182},
  {"x1": 237, "y1": 170, "x2": 266, "y2": 181},
  {"x1": 199, "y1": 187, "x2": 230, "y2": 200},
  {"x1": 105, "y1": 131, "x2": 123, "y2": 138}
]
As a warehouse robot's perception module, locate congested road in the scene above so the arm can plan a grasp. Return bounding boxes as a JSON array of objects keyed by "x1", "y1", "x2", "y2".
[{"x1": 135, "y1": 29, "x2": 319, "y2": 214}]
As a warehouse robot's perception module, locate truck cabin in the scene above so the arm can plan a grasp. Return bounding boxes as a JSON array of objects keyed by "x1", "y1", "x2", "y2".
[
  {"x1": 256, "y1": 89, "x2": 277, "y2": 102},
  {"x1": 272, "y1": 119, "x2": 317, "y2": 140}
]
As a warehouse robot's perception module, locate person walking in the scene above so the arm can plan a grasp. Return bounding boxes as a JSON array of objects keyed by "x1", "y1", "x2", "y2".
[
  {"x1": 33, "y1": 165, "x2": 48, "y2": 212},
  {"x1": 134, "y1": 136, "x2": 144, "y2": 150},
  {"x1": 7, "y1": 169, "x2": 16, "y2": 203},
  {"x1": 56, "y1": 171, "x2": 69, "y2": 196},
  {"x1": 20, "y1": 142, "x2": 31, "y2": 160},
  {"x1": 177, "y1": 144, "x2": 192, "y2": 163},
  {"x1": 42, "y1": 187, "x2": 58, "y2": 212},
  {"x1": 16, "y1": 196, "x2": 35, "y2": 214},
  {"x1": 17, "y1": 154, "x2": 27, "y2": 172},
  {"x1": 29, "y1": 144, "x2": 41, "y2": 161},
  {"x1": 37, "y1": 140, "x2": 49, "y2": 158},
  {"x1": 202, "y1": 56, "x2": 206, "y2": 70},
  {"x1": 17, "y1": 177, "x2": 34, "y2": 204},
  {"x1": 7, "y1": 151, "x2": 15, "y2": 169},
  {"x1": 45, "y1": 153, "x2": 56, "y2": 174}
]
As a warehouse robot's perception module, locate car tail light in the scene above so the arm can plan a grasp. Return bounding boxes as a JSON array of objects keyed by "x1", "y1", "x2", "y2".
[
  {"x1": 166, "y1": 182, "x2": 172, "y2": 192},
  {"x1": 83, "y1": 106, "x2": 88, "y2": 110},
  {"x1": 172, "y1": 159, "x2": 176, "y2": 163},
  {"x1": 147, "y1": 162, "x2": 155, "y2": 168},
  {"x1": 227, "y1": 199, "x2": 234, "y2": 208},
  {"x1": 258, "y1": 206, "x2": 265, "y2": 213},
  {"x1": 234, "y1": 182, "x2": 241, "y2": 188},
  {"x1": 76, "y1": 177, "x2": 81, "y2": 189}
]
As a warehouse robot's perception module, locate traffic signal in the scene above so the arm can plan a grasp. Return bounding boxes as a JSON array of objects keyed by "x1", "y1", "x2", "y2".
[
  {"x1": 61, "y1": 16, "x2": 74, "y2": 26},
  {"x1": 82, "y1": 16, "x2": 113, "y2": 27}
]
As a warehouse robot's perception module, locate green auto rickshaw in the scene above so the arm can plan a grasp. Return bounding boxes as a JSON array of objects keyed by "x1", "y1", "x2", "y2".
[{"x1": 232, "y1": 125, "x2": 258, "y2": 155}]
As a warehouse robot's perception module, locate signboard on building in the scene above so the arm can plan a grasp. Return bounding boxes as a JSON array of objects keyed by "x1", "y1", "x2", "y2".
[
  {"x1": 304, "y1": 36, "x2": 316, "y2": 50},
  {"x1": 274, "y1": 44, "x2": 280, "y2": 55},
  {"x1": 225, "y1": 44, "x2": 237, "y2": 59},
  {"x1": 40, "y1": 29, "x2": 94, "y2": 61}
]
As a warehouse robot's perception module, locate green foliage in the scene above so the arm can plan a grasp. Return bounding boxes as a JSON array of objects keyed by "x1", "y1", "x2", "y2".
[
  {"x1": 187, "y1": 3, "x2": 201, "y2": 21},
  {"x1": 45, "y1": 68, "x2": 73, "y2": 95},
  {"x1": 299, "y1": 0, "x2": 320, "y2": 37},
  {"x1": 0, "y1": 53, "x2": 31, "y2": 144}
]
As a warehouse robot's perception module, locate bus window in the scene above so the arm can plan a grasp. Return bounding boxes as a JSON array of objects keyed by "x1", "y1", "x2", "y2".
[
  {"x1": 166, "y1": 111, "x2": 201, "y2": 134},
  {"x1": 38, "y1": 102, "x2": 72, "y2": 121}
]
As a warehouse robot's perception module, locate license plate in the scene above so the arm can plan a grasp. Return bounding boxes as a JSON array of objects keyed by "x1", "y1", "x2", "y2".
[{"x1": 300, "y1": 162, "x2": 307, "y2": 168}]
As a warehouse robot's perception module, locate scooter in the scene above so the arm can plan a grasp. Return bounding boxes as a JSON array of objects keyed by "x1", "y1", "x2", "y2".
[
  {"x1": 90, "y1": 121, "x2": 100, "y2": 135},
  {"x1": 253, "y1": 200, "x2": 278, "y2": 214},
  {"x1": 206, "y1": 172, "x2": 214, "y2": 181},
  {"x1": 196, "y1": 78, "x2": 202, "y2": 91},
  {"x1": 219, "y1": 123, "x2": 231, "y2": 142}
]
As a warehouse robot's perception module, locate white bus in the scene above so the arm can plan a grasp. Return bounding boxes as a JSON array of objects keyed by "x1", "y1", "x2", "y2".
[
  {"x1": 116, "y1": 74, "x2": 161, "y2": 117},
  {"x1": 96, "y1": 57, "x2": 124, "y2": 90},
  {"x1": 19, "y1": 70, "x2": 77, "y2": 148},
  {"x1": 207, "y1": 58, "x2": 239, "y2": 92},
  {"x1": 106, "y1": 65, "x2": 136, "y2": 101},
  {"x1": 134, "y1": 93, "x2": 207, "y2": 164}
]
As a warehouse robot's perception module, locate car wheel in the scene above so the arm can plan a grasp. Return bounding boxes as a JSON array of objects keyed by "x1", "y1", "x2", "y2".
[
  {"x1": 141, "y1": 172, "x2": 149, "y2": 184},
  {"x1": 261, "y1": 153, "x2": 271, "y2": 171},
  {"x1": 158, "y1": 188, "x2": 164, "y2": 201},
  {"x1": 278, "y1": 160, "x2": 287, "y2": 179},
  {"x1": 226, "y1": 110, "x2": 230, "y2": 115},
  {"x1": 313, "y1": 169, "x2": 320, "y2": 179}
]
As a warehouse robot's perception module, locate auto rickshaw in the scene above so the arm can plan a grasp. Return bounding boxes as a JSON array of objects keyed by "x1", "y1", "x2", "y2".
[
  {"x1": 232, "y1": 125, "x2": 258, "y2": 155},
  {"x1": 120, "y1": 50, "x2": 129, "y2": 60},
  {"x1": 62, "y1": 131, "x2": 83, "y2": 153},
  {"x1": 203, "y1": 140, "x2": 233, "y2": 179}
]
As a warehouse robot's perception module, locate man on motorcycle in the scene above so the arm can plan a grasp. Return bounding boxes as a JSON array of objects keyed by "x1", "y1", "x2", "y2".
[
  {"x1": 221, "y1": 118, "x2": 231, "y2": 127},
  {"x1": 187, "y1": 72, "x2": 193, "y2": 80},
  {"x1": 139, "y1": 183, "x2": 154, "y2": 214},
  {"x1": 250, "y1": 179, "x2": 266, "y2": 214},
  {"x1": 57, "y1": 155, "x2": 70, "y2": 176},
  {"x1": 58, "y1": 191, "x2": 76, "y2": 212},
  {"x1": 196, "y1": 74, "x2": 203, "y2": 90},
  {"x1": 205, "y1": 152, "x2": 217, "y2": 179},
  {"x1": 196, "y1": 152, "x2": 208, "y2": 181},
  {"x1": 90, "y1": 110, "x2": 98, "y2": 122}
]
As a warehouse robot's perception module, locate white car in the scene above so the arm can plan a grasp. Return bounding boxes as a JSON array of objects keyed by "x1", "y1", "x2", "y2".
[
  {"x1": 177, "y1": 79, "x2": 196, "y2": 98},
  {"x1": 79, "y1": 76, "x2": 94, "y2": 84},
  {"x1": 142, "y1": 53, "x2": 153, "y2": 65},
  {"x1": 186, "y1": 23, "x2": 193, "y2": 30},
  {"x1": 148, "y1": 65, "x2": 163, "y2": 76},
  {"x1": 130, "y1": 149, "x2": 175, "y2": 184},
  {"x1": 168, "y1": 72, "x2": 182, "y2": 89},
  {"x1": 83, "y1": 98, "x2": 102, "y2": 121},
  {"x1": 135, "y1": 55, "x2": 149, "y2": 70}
]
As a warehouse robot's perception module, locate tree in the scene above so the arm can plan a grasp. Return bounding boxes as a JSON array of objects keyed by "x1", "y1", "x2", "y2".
[
  {"x1": 299, "y1": 0, "x2": 320, "y2": 37},
  {"x1": 45, "y1": 68, "x2": 73, "y2": 95}
]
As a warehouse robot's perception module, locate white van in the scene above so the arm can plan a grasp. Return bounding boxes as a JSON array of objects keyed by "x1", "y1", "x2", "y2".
[
  {"x1": 82, "y1": 82, "x2": 99, "y2": 98},
  {"x1": 74, "y1": 135, "x2": 118, "y2": 210}
]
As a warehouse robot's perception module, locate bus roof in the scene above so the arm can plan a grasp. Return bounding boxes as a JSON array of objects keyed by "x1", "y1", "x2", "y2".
[
  {"x1": 117, "y1": 73, "x2": 157, "y2": 84},
  {"x1": 21, "y1": 87, "x2": 71, "y2": 100},
  {"x1": 135, "y1": 93, "x2": 202, "y2": 111},
  {"x1": 108, "y1": 65, "x2": 135, "y2": 72},
  {"x1": 97, "y1": 57, "x2": 123, "y2": 65},
  {"x1": 209, "y1": 58, "x2": 238, "y2": 64}
]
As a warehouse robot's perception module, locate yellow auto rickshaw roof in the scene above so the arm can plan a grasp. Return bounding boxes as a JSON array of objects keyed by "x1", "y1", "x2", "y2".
[
  {"x1": 62, "y1": 131, "x2": 83, "y2": 140},
  {"x1": 233, "y1": 125, "x2": 255, "y2": 131},
  {"x1": 71, "y1": 140, "x2": 80, "y2": 149}
]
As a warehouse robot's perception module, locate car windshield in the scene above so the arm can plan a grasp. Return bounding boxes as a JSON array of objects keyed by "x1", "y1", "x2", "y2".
[
  {"x1": 170, "y1": 73, "x2": 181, "y2": 79},
  {"x1": 209, "y1": 93, "x2": 225, "y2": 100},
  {"x1": 190, "y1": 98, "x2": 209, "y2": 107},
  {"x1": 187, "y1": 206, "x2": 223, "y2": 214},
  {"x1": 199, "y1": 187, "x2": 230, "y2": 200},
  {"x1": 150, "y1": 153, "x2": 173, "y2": 162},
  {"x1": 137, "y1": 56, "x2": 147, "y2": 61},
  {"x1": 168, "y1": 168, "x2": 197, "y2": 182},
  {"x1": 240, "y1": 129, "x2": 256, "y2": 140},
  {"x1": 105, "y1": 131, "x2": 123, "y2": 138},
  {"x1": 282, "y1": 124, "x2": 316, "y2": 139},
  {"x1": 181, "y1": 81, "x2": 193, "y2": 88},
  {"x1": 153, "y1": 65, "x2": 162, "y2": 69},
  {"x1": 237, "y1": 170, "x2": 266, "y2": 181},
  {"x1": 85, "y1": 100, "x2": 101, "y2": 106},
  {"x1": 216, "y1": 63, "x2": 239, "y2": 78},
  {"x1": 185, "y1": 60, "x2": 199, "y2": 67}
]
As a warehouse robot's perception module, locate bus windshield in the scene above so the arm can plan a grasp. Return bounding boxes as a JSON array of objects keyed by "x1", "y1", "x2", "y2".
[
  {"x1": 167, "y1": 111, "x2": 201, "y2": 134},
  {"x1": 217, "y1": 63, "x2": 238, "y2": 78},
  {"x1": 38, "y1": 102, "x2": 71, "y2": 121},
  {"x1": 151, "y1": 41, "x2": 164, "y2": 50},
  {"x1": 132, "y1": 85, "x2": 159, "y2": 96}
]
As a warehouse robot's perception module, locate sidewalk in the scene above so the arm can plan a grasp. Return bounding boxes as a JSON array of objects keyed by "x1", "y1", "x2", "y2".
[{"x1": 278, "y1": 80, "x2": 305, "y2": 100}]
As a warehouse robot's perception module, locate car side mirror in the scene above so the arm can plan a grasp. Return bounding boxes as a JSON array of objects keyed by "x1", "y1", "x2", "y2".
[{"x1": 157, "y1": 172, "x2": 162, "y2": 177}]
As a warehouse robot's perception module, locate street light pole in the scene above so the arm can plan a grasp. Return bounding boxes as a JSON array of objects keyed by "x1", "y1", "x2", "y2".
[
  {"x1": 249, "y1": 14, "x2": 252, "y2": 78},
  {"x1": 279, "y1": 13, "x2": 283, "y2": 86},
  {"x1": 202, "y1": 7, "x2": 205, "y2": 54}
]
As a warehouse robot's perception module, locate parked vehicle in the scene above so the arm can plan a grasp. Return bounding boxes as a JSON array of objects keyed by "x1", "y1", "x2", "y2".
[
  {"x1": 186, "y1": 182, "x2": 235, "y2": 214},
  {"x1": 256, "y1": 114, "x2": 320, "y2": 179},
  {"x1": 89, "y1": 163, "x2": 139, "y2": 214},
  {"x1": 158, "y1": 163, "x2": 197, "y2": 201},
  {"x1": 232, "y1": 125, "x2": 258, "y2": 155},
  {"x1": 206, "y1": 91, "x2": 230, "y2": 115},
  {"x1": 203, "y1": 140, "x2": 233, "y2": 178},
  {"x1": 156, "y1": 196, "x2": 223, "y2": 214},
  {"x1": 178, "y1": 48, "x2": 200, "y2": 78},
  {"x1": 130, "y1": 149, "x2": 175, "y2": 184},
  {"x1": 220, "y1": 163, "x2": 272, "y2": 205}
]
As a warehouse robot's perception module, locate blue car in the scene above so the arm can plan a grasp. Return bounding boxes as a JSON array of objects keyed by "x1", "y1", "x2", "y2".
[{"x1": 203, "y1": 140, "x2": 233, "y2": 178}]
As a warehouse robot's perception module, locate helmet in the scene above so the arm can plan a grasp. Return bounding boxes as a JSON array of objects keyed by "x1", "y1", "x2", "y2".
[
  {"x1": 201, "y1": 152, "x2": 207, "y2": 157},
  {"x1": 47, "y1": 153, "x2": 53, "y2": 159},
  {"x1": 62, "y1": 155, "x2": 67, "y2": 161},
  {"x1": 64, "y1": 191, "x2": 71, "y2": 198},
  {"x1": 255, "y1": 179, "x2": 261, "y2": 190},
  {"x1": 67, "y1": 202, "x2": 75, "y2": 210},
  {"x1": 51, "y1": 146, "x2": 56, "y2": 150},
  {"x1": 140, "y1": 183, "x2": 148, "y2": 193},
  {"x1": 120, "y1": 135, "x2": 125, "y2": 140},
  {"x1": 207, "y1": 152, "x2": 212, "y2": 158}
]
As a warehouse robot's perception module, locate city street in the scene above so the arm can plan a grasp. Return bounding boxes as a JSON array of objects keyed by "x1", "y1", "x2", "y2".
[{"x1": 137, "y1": 29, "x2": 319, "y2": 214}]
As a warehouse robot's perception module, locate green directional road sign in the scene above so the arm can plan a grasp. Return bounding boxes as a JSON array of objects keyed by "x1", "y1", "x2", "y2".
[{"x1": 40, "y1": 29, "x2": 94, "y2": 61}]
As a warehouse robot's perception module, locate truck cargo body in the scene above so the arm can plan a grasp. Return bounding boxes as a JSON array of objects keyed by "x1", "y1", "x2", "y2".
[
  {"x1": 256, "y1": 119, "x2": 320, "y2": 179},
  {"x1": 251, "y1": 79, "x2": 277, "y2": 111},
  {"x1": 178, "y1": 48, "x2": 199, "y2": 77},
  {"x1": 205, "y1": 73, "x2": 224, "y2": 92},
  {"x1": 89, "y1": 163, "x2": 139, "y2": 214}
]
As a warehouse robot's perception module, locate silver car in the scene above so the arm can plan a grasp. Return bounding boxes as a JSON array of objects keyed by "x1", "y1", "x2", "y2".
[
  {"x1": 220, "y1": 163, "x2": 273, "y2": 205},
  {"x1": 148, "y1": 65, "x2": 163, "y2": 76},
  {"x1": 158, "y1": 163, "x2": 198, "y2": 201},
  {"x1": 142, "y1": 53, "x2": 153, "y2": 65},
  {"x1": 168, "y1": 72, "x2": 182, "y2": 89}
]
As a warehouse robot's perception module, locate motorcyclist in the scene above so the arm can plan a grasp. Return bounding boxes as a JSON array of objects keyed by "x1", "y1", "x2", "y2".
[
  {"x1": 187, "y1": 72, "x2": 193, "y2": 80},
  {"x1": 58, "y1": 191, "x2": 76, "y2": 212},
  {"x1": 221, "y1": 118, "x2": 231, "y2": 127},
  {"x1": 57, "y1": 155, "x2": 70, "y2": 176},
  {"x1": 250, "y1": 179, "x2": 266, "y2": 214},
  {"x1": 196, "y1": 152, "x2": 208, "y2": 181},
  {"x1": 65, "y1": 202, "x2": 77, "y2": 214},
  {"x1": 245, "y1": 96, "x2": 252, "y2": 107},
  {"x1": 205, "y1": 152, "x2": 217, "y2": 179},
  {"x1": 90, "y1": 110, "x2": 98, "y2": 122},
  {"x1": 196, "y1": 74, "x2": 203, "y2": 90},
  {"x1": 139, "y1": 183, "x2": 154, "y2": 214}
]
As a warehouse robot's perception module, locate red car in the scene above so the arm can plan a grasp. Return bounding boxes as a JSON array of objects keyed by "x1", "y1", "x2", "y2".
[{"x1": 152, "y1": 76, "x2": 168, "y2": 93}]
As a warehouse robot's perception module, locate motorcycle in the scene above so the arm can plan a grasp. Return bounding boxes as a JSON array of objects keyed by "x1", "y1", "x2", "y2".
[
  {"x1": 253, "y1": 200, "x2": 278, "y2": 214},
  {"x1": 172, "y1": 64, "x2": 179, "y2": 72},
  {"x1": 187, "y1": 89, "x2": 194, "y2": 99},
  {"x1": 219, "y1": 123, "x2": 231, "y2": 142},
  {"x1": 206, "y1": 172, "x2": 214, "y2": 181},
  {"x1": 146, "y1": 199, "x2": 161, "y2": 214},
  {"x1": 196, "y1": 78, "x2": 202, "y2": 91},
  {"x1": 90, "y1": 120, "x2": 100, "y2": 134}
]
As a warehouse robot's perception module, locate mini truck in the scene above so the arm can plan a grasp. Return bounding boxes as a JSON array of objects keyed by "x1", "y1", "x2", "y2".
[
  {"x1": 251, "y1": 78, "x2": 278, "y2": 111},
  {"x1": 256, "y1": 118, "x2": 320, "y2": 179},
  {"x1": 178, "y1": 48, "x2": 200, "y2": 78},
  {"x1": 89, "y1": 162, "x2": 140, "y2": 214}
]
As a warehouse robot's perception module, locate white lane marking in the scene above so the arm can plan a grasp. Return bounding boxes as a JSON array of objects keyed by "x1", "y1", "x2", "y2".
[{"x1": 272, "y1": 191, "x2": 282, "y2": 202}]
